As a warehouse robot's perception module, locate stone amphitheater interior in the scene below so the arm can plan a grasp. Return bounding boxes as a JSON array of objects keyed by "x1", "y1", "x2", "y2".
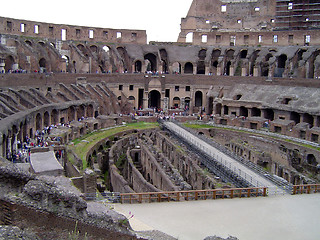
[{"x1": 0, "y1": 0, "x2": 320, "y2": 239}]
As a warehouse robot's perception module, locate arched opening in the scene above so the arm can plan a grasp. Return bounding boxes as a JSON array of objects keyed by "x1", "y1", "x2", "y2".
[
  {"x1": 44, "y1": 111, "x2": 50, "y2": 126},
  {"x1": 186, "y1": 32, "x2": 193, "y2": 43},
  {"x1": 148, "y1": 90, "x2": 161, "y2": 109},
  {"x1": 25, "y1": 40, "x2": 32, "y2": 46},
  {"x1": 249, "y1": 50, "x2": 260, "y2": 76},
  {"x1": 197, "y1": 49, "x2": 207, "y2": 75},
  {"x1": 275, "y1": 54, "x2": 287, "y2": 77},
  {"x1": 208, "y1": 97, "x2": 214, "y2": 114},
  {"x1": 128, "y1": 96, "x2": 135, "y2": 106},
  {"x1": 240, "y1": 106, "x2": 248, "y2": 117},
  {"x1": 172, "y1": 62, "x2": 181, "y2": 74},
  {"x1": 77, "y1": 105, "x2": 85, "y2": 120},
  {"x1": 144, "y1": 53, "x2": 157, "y2": 72},
  {"x1": 185, "y1": 97, "x2": 190, "y2": 110},
  {"x1": 67, "y1": 106, "x2": 75, "y2": 122},
  {"x1": 215, "y1": 103, "x2": 222, "y2": 115},
  {"x1": 264, "y1": 109, "x2": 274, "y2": 121},
  {"x1": 35, "y1": 113, "x2": 42, "y2": 131},
  {"x1": 90, "y1": 45, "x2": 98, "y2": 53},
  {"x1": 307, "y1": 154, "x2": 317, "y2": 166},
  {"x1": 184, "y1": 62, "x2": 193, "y2": 74},
  {"x1": 195, "y1": 91, "x2": 203, "y2": 107},
  {"x1": 77, "y1": 44, "x2": 87, "y2": 56},
  {"x1": 51, "y1": 109, "x2": 58, "y2": 125},
  {"x1": 4, "y1": 55, "x2": 14, "y2": 72},
  {"x1": 290, "y1": 112, "x2": 300, "y2": 125},
  {"x1": 160, "y1": 49, "x2": 168, "y2": 73},
  {"x1": 240, "y1": 50, "x2": 248, "y2": 59},
  {"x1": 62, "y1": 55, "x2": 70, "y2": 72},
  {"x1": 173, "y1": 97, "x2": 180, "y2": 108},
  {"x1": 225, "y1": 61, "x2": 231, "y2": 76},
  {"x1": 134, "y1": 60, "x2": 142, "y2": 73},
  {"x1": 87, "y1": 104, "x2": 94, "y2": 118},
  {"x1": 303, "y1": 113, "x2": 314, "y2": 128},
  {"x1": 39, "y1": 58, "x2": 46, "y2": 73},
  {"x1": 117, "y1": 47, "x2": 131, "y2": 72},
  {"x1": 251, "y1": 108, "x2": 261, "y2": 117}
]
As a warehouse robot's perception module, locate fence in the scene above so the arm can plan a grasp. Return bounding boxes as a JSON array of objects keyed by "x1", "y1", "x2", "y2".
[
  {"x1": 120, "y1": 187, "x2": 267, "y2": 204},
  {"x1": 292, "y1": 184, "x2": 320, "y2": 195}
]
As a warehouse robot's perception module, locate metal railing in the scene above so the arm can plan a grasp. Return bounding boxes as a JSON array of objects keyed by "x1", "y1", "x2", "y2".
[
  {"x1": 120, "y1": 187, "x2": 267, "y2": 204},
  {"x1": 165, "y1": 121, "x2": 293, "y2": 193}
]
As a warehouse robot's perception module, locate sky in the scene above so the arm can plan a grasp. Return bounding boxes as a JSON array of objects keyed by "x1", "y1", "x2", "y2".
[{"x1": 0, "y1": 0, "x2": 193, "y2": 43}]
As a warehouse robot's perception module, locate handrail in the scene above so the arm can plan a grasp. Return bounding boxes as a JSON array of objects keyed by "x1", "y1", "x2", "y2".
[
  {"x1": 292, "y1": 184, "x2": 320, "y2": 195},
  {"x1": 120, "y1": 187, "x2": 267, "y2": 204}
]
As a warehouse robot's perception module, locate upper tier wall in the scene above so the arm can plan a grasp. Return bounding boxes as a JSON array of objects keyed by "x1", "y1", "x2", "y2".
[{"x1": 0, "y1": 17, "x2": 147, "y2": 45}]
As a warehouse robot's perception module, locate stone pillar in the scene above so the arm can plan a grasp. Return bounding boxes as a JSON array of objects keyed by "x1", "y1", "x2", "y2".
[
  {"x1": 205, "y1": 66, "x2": 210, "y2": 75},
  {"x1": 83, "y1": 169, "x2": 97, "y2": 194},
  {"x1": 253, "y1": 67, "x2": 259, "y2": 77},
  {"x1": 241, "y1": 67, "x2": 247, "y2": 76},
  {"x1": 193, "y1": 66, "x2": 197, "y2": 75},
  {"x1": 217, "y1": 66, "x2": 222, "y2": 76},
  {"x1": 143, "y1": 90, "x2": 148, "y2": 109},
  {"x1": 230, "y1": 66, "x2": 234, "y2": 76},
  {"x1": 163, "y1": 97, "x2": 169, "y2": 112}
]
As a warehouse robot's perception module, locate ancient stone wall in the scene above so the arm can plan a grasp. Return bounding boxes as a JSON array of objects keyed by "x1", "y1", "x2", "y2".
[{"x1": 0, "y1": 17, "x2": 147, "y2": 44}]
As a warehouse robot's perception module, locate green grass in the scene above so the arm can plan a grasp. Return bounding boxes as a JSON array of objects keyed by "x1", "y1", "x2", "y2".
[{"x1": 68, "y1": 122, "x2": 158, "y2": 169}]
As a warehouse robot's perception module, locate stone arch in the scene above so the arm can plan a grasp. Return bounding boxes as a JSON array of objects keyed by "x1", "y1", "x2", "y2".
[
  {"x1": 25, "y1": 40, "x2": 32, "y2": 46},
  {"x1": 148, "y1": 90, "x2": 161, "y2": 109},
  {"x1": 240, "y1": 49, "x2": 248, "y2": 59},
  {"x1": 306, "y1": 154, "x2": 317, "y2": 166},
  {"x1": 290, "y1": 112, "x2": 300, "y2": 125},
  {"x1": 128, "y1": 96, "x2": 135, "y2": 106},
  {"x1": 62, "y1": 55, "x2": 70, "y2": 72},
  {"x1": 172, "y1": 62, "x2": 181, "y2": 74},
  {"x1": 275, "y1": 54, "x2": 287, "y2": 77},
  {"x1": 186, "y1": 32, "x2": 193, "y2": 43},
  {"x1": 185, "y1": 97, "x2": 190, "y2": 109},
  {"x1": 44, "y1": 111, "x2": 50, "y2": 126},
  {"x1": 303, "y1": 113, "x2": 314, "y2": 128},
  {"x1": 90, "y1": 45, "x2": 98, "y2": 53},
  {"x1": 173, "y1": 97, "x2": 180, "y2": 108},
  {"x1": 197, "y1": 49, "x2": 207, "y2": 74},
  {"x1": 77, "y1": 44, "x2": 87, "y2": 56},
  {"x1": 160, "y1": 49, "x2": 168, "y2": 73},
  {"x1": 4, "y1": 55, "x2": 15, "y2": 72},
  {"x1": 249, "y1": 50, "x2": 260, "y2": 76},
  {"x1": 195, "y1": 91, "x2": 203, "y2": 107},
  {"x1": 77, "y1": 105, "x2": 85, "y2": 120},
  {"x1": 144, "y1": 53, "x2": 157, "y2": 72},
  {"x1": 251, "y1": 107, "x2": 261, "y2": 117},
  {"x1": 134, "y1": 60, "x2": 142, "y2": 73},
  {"x1": 51, "y1": 109, "x2": 59, "y2": 125},
  {"x1": 35, "y1": 113, "x2": 42, "y2": 131},
  {"x1": 264, "y1": 108, "x2": 274, "y2": 121},
  {"x1": 307, "y1": 49, "x2": 320, "y2": 78},
  {"x1": 240, "y1": 106, "x2": 248, "y2": 117},
  {"x1": 215, "y1": 103, "x2": 222, "y2": 115},
  {"x1": 39, "y1": 58, "x2": 46, "y2": 72},
  {"x1": 67, "y1": 106, "x2": 76, "y2": 122},
  {"x1": 225, "y1": 61, "x2": 232, "y2": 76},
  {"x1": 117, "y1": 47, "x2": 131, "y2": 72},
  {"x1": 184, "y1": 62, "x2": 193, "y2": 74},
  {"x1": 87, "y1": 104, "x2": 94, "y2": 118}
]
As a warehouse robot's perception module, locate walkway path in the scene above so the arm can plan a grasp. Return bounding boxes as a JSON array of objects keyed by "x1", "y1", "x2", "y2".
[
  {"x1": 163, "y1": 122, "x2": 288, "y2": 195},
  {"x1": 115, "y1": 194, "x2": 320, "y2": 240}
]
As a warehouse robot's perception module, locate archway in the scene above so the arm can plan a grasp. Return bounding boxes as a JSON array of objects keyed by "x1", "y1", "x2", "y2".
[
  {"x1": 4, "y1": 55, "x2": 14, "y2": 72},
  {"x1": 195, "y1": 91, "x2": 203, "y2": 107},
  {"x1": 240, "y1": 106, "x2": 248, "y2": 117},
  {"x1": 184, "y1": 62, "x2": 193, "y2": 74},
  {"x1": 87, "y1": 104, "x2": 94, "y2": 117},
  {"x1": 144, "y1": 53, "x2": 157, "y2": 72},
  {"x1": 251, "y1": 107, "x2": 261, "y2": 117},
  {"x1": 215, "y1": 103, "x2": 222, "y2": 115},
  {"x1": 134, "y1": 60, "x2": 142, "y2": 72},
  {"x1": 35, "y1": 113, "x2": 42, "y2": 131},
  {"x1": 51, "y1": 109, "x2": 58, "y2": 125},
  {"x1": 67, "y1": 106, "x2": 75, "y2": 122},
  {"x1": 172, "y1": 62, "x2": 181, "y2": 74},
  {"x1": 44, "y1": 111, "x2": 50, "y2": 126},
  {"x1": 173, "y1": 97, "x2": 180, "y2": 108},
  {"x1": 148, "y1": 90, "x2": 161, "y2": 109},
  {"x1": 39, "y1": 58, "x2": 46, "y2": 73},
  {"x1": 275, "y1": 54, "x2": 287, "y2": 77},
  {"x1": 225, "y1": 61, "x2": 231, "y2": 76}
]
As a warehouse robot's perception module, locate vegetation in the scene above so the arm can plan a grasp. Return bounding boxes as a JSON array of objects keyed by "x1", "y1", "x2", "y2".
[{"x1": 68, "y1": 122, "x2": 158, "y2": 170}]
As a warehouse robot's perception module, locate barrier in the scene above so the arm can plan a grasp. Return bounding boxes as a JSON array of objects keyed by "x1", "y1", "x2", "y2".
[
  {"x1": 292, "y1": 184, "x2": 320, "y2": 195},
  {"x1": 120, "y1": 187, "x2": 267, "y2": 204}
]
